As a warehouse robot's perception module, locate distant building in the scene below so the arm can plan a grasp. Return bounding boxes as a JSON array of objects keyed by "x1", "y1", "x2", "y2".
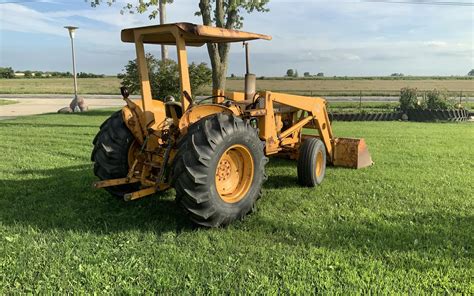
[{"x1": 14, "y1": 72, "x2": 25, "y2": 77}]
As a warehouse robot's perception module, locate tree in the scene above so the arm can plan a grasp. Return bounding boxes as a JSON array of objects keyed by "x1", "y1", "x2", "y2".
[
  {"x1": 294, "y1": 70, "x2": 299, "y2": 78},
  {"x1": 303, "y1": 72, "x2": 311, "y2": 77},
  {"x1": 120, "y1": 53, "x2": 211, "y2": 99},
  {"x1": 316, "y1": 72, "x2": 324, "y2": 77},
  {"x1": 0, "y1": 67, "x2": 15, "y2": 79},
  {"x1": 88, "y1": 0, "x2": 269, "y2": 91},
  {"x1": 286, "y1": 69, "x2": 294, "y2": 77},
  {"x1": 468, "y1": 69, "x2": 474, "y2": 76},
  {"x1": 24, "y1": 71, "x2": 33, "y2": 78}
]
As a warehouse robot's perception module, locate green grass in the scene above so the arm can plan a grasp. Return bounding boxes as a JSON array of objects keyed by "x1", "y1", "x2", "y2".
[
  {"x1": 327, "y1": 102, "x2": 399, "y2": 113},
  {"x1": 0, "y1": 110, "x2": 472, "y2": 293},
  {"x1": 0, "y1": 99, "x2": 17, "y2": 106}
]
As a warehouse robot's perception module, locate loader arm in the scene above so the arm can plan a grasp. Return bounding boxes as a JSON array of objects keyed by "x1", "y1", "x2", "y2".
[
  {"x1": 269, "y1": 92, "x2": 335, "y2": 161},
  {"x1": 252, "y1": 91, "x2": 372, "y2": 169}
]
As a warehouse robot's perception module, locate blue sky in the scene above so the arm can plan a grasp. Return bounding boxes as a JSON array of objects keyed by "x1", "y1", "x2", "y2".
[{"x1": 0, "y1": 0, "x2": 472, "y2": 76}]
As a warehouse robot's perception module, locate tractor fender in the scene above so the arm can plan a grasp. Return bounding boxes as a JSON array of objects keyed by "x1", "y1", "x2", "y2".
[
  {"x1": 179, "y1": 104, "x2": 240, "y2": 132},
  {"x1": 122, "y1": 104, "x2": 145, "y2": 145},
  {"x1": 121, "y1": 99, "x2": 168, "y2": 145}
]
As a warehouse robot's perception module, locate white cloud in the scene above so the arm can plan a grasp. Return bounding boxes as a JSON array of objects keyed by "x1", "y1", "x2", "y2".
[
  {"x1": 0, "y1": 3, "x2": 63, "y2": 36},
  {"x1": 424, "y1": 41, "x2": 448, "y2": 48}
]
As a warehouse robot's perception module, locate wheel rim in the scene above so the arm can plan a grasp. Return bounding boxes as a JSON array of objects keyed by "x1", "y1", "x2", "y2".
[
  {"x1": 215, "y1": 144, "x2": 254, "y2": 203},
  {"x1": 127, "y1": 140, "x2": 140, "y2": 168},
  {"x1": 315, "y1": 150, "x2": 324, "y2": 178}
]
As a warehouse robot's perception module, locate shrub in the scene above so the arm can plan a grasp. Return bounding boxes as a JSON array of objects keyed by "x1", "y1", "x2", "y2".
[
  {"x1": 120, "y1": 53, "x2": 211, "y2": 99},
  {"x1": 399, "y1": 87, "x2": 418, "y2": 112},
  {"x1": 425, "y1": 89, "x2": 454, "y2": 110}
]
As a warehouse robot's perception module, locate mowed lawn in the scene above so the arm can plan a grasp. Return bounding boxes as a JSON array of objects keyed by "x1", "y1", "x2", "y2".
[{"x1": 0, "y1": 110, "x2": 472, "y2": 293}]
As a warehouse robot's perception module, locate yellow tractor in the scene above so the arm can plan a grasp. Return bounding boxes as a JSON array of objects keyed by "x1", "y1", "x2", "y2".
[{"x1": 91, "y1": 23, "x2": 372, "y2": 227}]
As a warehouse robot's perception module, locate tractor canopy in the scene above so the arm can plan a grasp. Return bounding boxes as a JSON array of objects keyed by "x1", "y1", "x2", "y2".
[{"x1": 121, "y1": 22, "x2": 272, "y2": 46}]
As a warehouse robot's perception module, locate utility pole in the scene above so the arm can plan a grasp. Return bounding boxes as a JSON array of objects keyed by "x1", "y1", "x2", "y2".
[{"x1": 159, "y1": 0, "x2": 168, "y2": 61}]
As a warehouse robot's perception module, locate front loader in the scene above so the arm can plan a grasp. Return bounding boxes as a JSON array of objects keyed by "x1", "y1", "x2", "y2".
[{"x1": 91, "y1": 23, "x2": 372, "y2": 227}]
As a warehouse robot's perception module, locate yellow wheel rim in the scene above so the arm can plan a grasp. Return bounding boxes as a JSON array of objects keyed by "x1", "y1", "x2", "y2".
[
  {"x1": 127, "y1": 140, "x2": 140, "y2": 168},
  {"x1": 315, "y1": 150, "x2": 324, "y2": 178},
  {"x1": 215, "y1": 144, "x2": 254, "y2": 203}
]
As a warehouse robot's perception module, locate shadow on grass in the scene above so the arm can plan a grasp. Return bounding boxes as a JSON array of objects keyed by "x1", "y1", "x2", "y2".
[
  {"x1": 255, "y1": 213, "x2": 473, "y2": 261},
  {"x1": 0, "y1": 164, "x2": 195, "y2": 235},
  {"x1": 1, "y1": 157, "x2": 471, "y2": 260},
  {"x1": 63, "y1": 109, "x2": 121, "y2": 117},
  {"x1": 0, "y1": 122, "x2": 100, "y2": 129}
]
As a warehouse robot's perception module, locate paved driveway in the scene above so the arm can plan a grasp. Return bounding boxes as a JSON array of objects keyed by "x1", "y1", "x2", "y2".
[{"x1": 0, "y1": 95, "x2": 127, "y2": 120}]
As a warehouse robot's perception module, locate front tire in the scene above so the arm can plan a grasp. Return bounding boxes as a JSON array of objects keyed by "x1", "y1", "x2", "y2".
[
  {"x1": 172, "y1": 114, "x2": 268, "y2": 227},
  {"x1": 91, "y1": 111, "x2": 139, "y2": 197},
  {"x1": 297, "y1": 138, "x2": 326, "y2": 187}
]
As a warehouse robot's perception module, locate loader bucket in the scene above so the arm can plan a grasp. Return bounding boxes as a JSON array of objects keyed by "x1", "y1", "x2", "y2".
[{"x1": 333, "y1": 138, "x2": 373, "y2": 169}]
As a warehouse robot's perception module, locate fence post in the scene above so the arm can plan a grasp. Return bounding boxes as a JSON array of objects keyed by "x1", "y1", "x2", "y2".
[
  {"x1": 460, "y1": 91, "x2": 462, "y2": 105},
  {"x1": 359, "y1": 90, "x2": 362, "y2": 112}
]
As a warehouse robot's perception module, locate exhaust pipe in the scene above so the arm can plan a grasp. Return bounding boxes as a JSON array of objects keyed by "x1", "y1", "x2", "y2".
[{"x1": 244, "y1": 42, "x2": 256, "y2": 102}]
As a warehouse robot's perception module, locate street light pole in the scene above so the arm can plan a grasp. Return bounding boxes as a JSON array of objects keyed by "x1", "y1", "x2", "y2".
[{"x1": 65, "y1": 26, "x2": 78, "y2": 100}]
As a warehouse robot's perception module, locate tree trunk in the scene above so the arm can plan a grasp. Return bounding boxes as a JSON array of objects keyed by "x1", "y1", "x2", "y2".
[
  {"x1": 199, "y1": 0, "x2": 236, "y2": 91},
  {"x1": 159, "y1": 0, "x2": 168, "y2": 61}
]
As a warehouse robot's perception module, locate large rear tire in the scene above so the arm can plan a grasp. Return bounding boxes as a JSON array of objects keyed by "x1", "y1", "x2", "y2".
[
  {"x1": 172, "y1": 114, "x2": 268, "y2": 227},
  {"x1": 91, "y1": 111, "x2": 139, "y2": 198},
  {"x1": 297, "y1": 138, "x2": 326, "y2": 187}
]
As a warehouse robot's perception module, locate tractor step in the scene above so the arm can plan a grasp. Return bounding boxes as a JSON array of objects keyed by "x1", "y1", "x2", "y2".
[{"x1": 93, "y1": 177, "x2": 139, "y2": 189}]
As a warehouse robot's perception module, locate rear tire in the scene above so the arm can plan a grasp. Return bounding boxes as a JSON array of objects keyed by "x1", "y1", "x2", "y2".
[
  {"x1": 91, "y1": 111, "x2": 139, "y2": 198},
  {"x1": 172, "y1": 114, "x2": 268, "y2": 227},
  {"x1": 297, "y1": 138, "x2": 326, "y2": 187}
]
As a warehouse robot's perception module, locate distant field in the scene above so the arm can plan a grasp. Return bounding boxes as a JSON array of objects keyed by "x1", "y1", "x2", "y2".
[
  {"x1": 223, "y1": 78, "x2": 474, "y2": 97},
  {"x1": 0, "y1": 78, "x2": 121, "y2": 95},
  {"x1": 1, "y1": 77, "x2": 473, "y2": 97}
]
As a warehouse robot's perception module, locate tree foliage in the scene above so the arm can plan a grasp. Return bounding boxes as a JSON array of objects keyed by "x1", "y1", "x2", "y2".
[
  {"x1": 89, "y1": 0, "x2": 174, "y2": 19},
  {"x1": 468, "y1": 69, "x2": 474, "y2": 76},
  {"x1": 120, "y1": 53, "x2": 211, "y2": 99},
  {"x1": 0, "y1": 67, "x2": 15, "y2": 79}
]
